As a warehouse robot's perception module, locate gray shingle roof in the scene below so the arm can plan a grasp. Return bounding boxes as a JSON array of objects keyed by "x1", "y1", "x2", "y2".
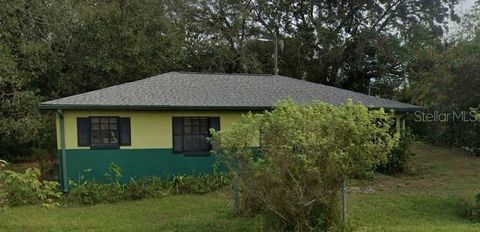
[{"x1": 40, "y1": 71, "x2": 420, "y2": 111}]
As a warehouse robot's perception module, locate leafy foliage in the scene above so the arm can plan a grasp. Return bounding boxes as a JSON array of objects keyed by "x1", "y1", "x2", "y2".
[
  {"x1": 171, "y1": 174, "x2": 230, "y2": 195},
  {"x1": 378, "y1": 129, "x2": 416, "y2": 175},
  {"x1": 0, "y1": 160, "x2": 61, "y2": 207},
  {"x1": 0, "y1": 0, "x2": 459, "y2": 159},
  {"x1": 397, "y1": 1, "x2": 480, "y2": 149},
  {"x1": 404, "y1": 6, "x2": 480, "y2": 148},
  {"x1": 212, "y1": 100, "x2": 398, "y2": 231},
  {"x1": 66, "y1": 163, "x2": 230, "y2": 205}
]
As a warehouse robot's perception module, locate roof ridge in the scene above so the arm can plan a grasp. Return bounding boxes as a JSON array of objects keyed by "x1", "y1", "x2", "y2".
[{"x1": 175, "y1": 71, "x2": 273, "y2": 77}]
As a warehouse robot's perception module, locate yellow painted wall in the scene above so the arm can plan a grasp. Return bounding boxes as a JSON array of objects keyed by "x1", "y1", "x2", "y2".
[
  {"x1": 57, "y1": 110, "x2": 250, "y2": 149},
  {"x1": 56, "y1": 110, "x2": 406, "y2": 150}
]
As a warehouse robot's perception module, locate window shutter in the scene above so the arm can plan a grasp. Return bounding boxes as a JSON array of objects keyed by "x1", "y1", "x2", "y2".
[
  {"x1": 209, "y1": 117, "x2": 220, "y2": 132},
  {"x1": 173, "y1": 117, "x2": 184, "y2": 153},
  {"x1": 119, "y1": 117, "x2": 131, "y2": 146},
  {"x1": 77, "y1": 118, "x2": 91, "y2": 146}
]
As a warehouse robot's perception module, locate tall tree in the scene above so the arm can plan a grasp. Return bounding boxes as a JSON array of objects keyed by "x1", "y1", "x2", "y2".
[
  {"x1": 180, "y1": 0, "x2": 260, "y2": 73},
  {"x1": 58, "y1": 0, "x2": 187, "y2": 95},
  {"x1": 0, "y1": 0, "x2": 66, "y2": 158},
  {"x1": 252, "y1": 0, "x2": 459, "y2": 96},
  {"x1": 404, "y1": 1, "x2": 480, "y2": 146}
]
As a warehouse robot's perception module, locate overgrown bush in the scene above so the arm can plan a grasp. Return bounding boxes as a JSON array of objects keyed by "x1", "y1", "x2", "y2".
[
  {"x1": 0, "y1": 160, "x2": 61, "y2": 207},
  {"x1": 377, "y1": 129, "x2": 415, "y2": 175},
  {"x1": 67, "y1": 163, "x2": 128, "y2": 205},
  {"x1": 172, "y1": 174, "x2": 230, "y2": 194},
  {"x1": 124, "y1": 179, "x2": 161, "y2": 200},
  {"x1": 212, "y1": 100, "x2": 398, "y2": 231},
  {"x1": 66, "y1": 163, "x2": 230, "y2": 205},
  {"x1": 65, "y1": 182, "x2": 118, "y2": 205},
  {"x1": 462, "y1": 193, "x2": 480, "y2": 222}
]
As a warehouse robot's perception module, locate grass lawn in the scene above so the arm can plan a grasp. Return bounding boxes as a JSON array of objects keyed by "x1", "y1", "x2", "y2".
[
  {"x1": 350, "y1": 142, "x2": 480, "y2": 231},
  {"x1": 0, "y1": 193, "x2": 257, "y2": 231},
  {"x1": 0, "y1": 142, "x2": 479, "y2": 231}
]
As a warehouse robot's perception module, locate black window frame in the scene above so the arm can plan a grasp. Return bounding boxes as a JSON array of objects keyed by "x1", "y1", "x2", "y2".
[
  {"x1": 89, "y1": 116, "x2": 121, "y2": 149},
  {"x1": 77, "y1": 116, "x2": 131, "y2": 149},
  {"x1": 172, "y1": 117, "x2": 220, "y2": 156}
]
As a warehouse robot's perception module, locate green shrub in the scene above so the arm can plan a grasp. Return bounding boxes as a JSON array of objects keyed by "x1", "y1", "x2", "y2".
[
  {"x1": 66, "y1": 182, "x2": 112, "y2": 205},
  {"x1": 212, "y1": 100, "x2": 398, "y2": 231},
  {"x1": 378, "y1": 129, "x2": 415, "y2": 175},
  {"x1": 66, "y1": 163, "x2": 229, "y2": 205},
  {"x1": 0, "y1": 161, "x2": 61, "y2": 207},
  {"x1": 463, "y1": 193, "x2": 480, "y2": 222},
  {"x1": 66, "y1": 163, "x2": 125, "y2": 205},
  {"x1": 124, "y1": 179, "x2": 150, "y2": 200},
  {"x1": 124, "y1": 178, "x2": 169, "y2": 200},
  {"x1": 171, "y1": 174, "x2": 230, "y2": 194}
]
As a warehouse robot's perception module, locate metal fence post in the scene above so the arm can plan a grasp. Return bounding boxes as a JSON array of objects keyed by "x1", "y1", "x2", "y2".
[{"x1": 342, "y1": 179, "x2": 348, "y2": 226}]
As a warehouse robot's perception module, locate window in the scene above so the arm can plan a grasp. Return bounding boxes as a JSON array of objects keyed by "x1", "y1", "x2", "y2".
[
  {"x1": 173, "y1": 117, "x2": 220, "y2": 154},
  {"x1": 77, "y1": 117, "x2": 131, "y2": 149},
  {"x1": 91, "y1": 117, "x2": 119, "y2": 148}
]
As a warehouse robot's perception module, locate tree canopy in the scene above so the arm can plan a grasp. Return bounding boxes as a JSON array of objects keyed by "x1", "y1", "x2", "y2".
[{"x1": 0, "y1": 0, "x2": 472, "y2": 158}]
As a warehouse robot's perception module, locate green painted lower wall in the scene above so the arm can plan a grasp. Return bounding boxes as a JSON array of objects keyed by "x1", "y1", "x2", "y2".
[{"x1": 59, "y1": 149, "x2": 222, "y2": 190}]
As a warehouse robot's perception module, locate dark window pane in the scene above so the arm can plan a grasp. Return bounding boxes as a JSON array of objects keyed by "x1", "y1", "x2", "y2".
[
  {"x1": 91, "y1": 131, "x2": 99, "y2": 138},
  {"x1": 201, "y1": 125, "x2": 208, "y2": 134},
  {"x1": 199, "y1": 135, "x2": 209, "y2": 150},
  {"x1": 193, "y1": 119, "x2": 200, "y2": 126},
  {"x1": 90, "y1": 117, "x2": 120, "y2": 148},
  {"x1": 91, "y1": 123, "x2": 99, "y2": 130},
  {"x1": 192, "y1": 126, "x2": 200, "y2": 134},
  {"x1": 184, "y1": 135, "x2": 192, "y2": 152},
  {"x1": 174, "y1": 117, "x2": 218, "y2": 154}
]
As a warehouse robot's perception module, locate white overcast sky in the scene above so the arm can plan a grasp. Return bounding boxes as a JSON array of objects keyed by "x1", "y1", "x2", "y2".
[
  {"x1": 456, "y1": 0, "x2": 476, "y2": 15},
  {"x1": 448, "y1": 0, "x2": 476, "y2": 35}
]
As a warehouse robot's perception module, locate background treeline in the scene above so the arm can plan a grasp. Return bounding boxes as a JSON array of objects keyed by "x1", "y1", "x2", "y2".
[{"x1": 1, "y1": 0, "x2": 480, "y2": 160}]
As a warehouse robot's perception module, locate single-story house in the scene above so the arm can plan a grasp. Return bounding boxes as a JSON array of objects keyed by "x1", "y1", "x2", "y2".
[{"x1": 39, "y1": 72, "x2": 420, "y2": 191}]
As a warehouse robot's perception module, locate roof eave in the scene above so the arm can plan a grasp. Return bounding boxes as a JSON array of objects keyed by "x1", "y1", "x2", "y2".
[
  {"x1": 371, "y1": 106, "x2": 423, "y2": 112},
  {"x1": 39, "y1": 103, "x2": 422, "y2": 112},
  {"x1": 38, "y1": 104, "x2": 272, "y2": 111}
]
